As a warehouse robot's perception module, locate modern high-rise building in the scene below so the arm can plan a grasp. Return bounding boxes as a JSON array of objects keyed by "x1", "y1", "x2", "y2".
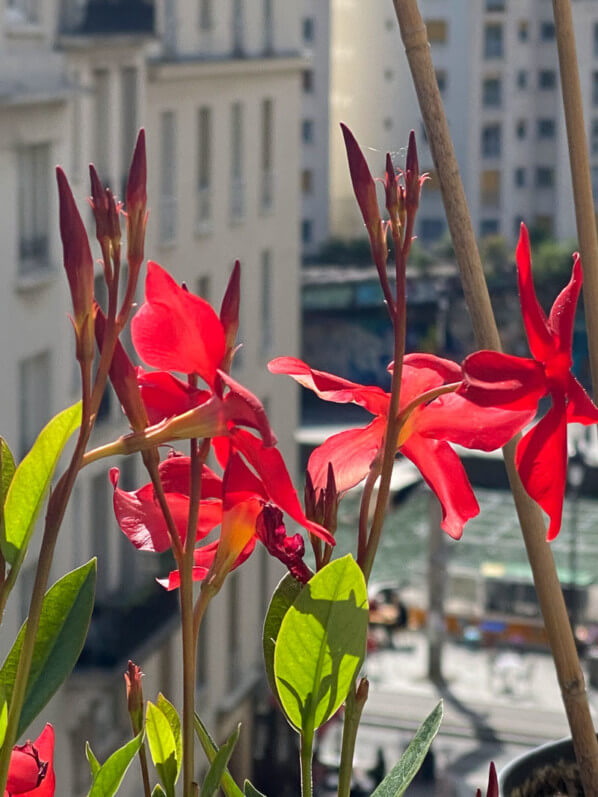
[
  {"x1": 330, "y1": 0, "x2": 598, "y2": 247},
  {"x1": 0, "y1": 1, "x2": 304, "y2": 792}
]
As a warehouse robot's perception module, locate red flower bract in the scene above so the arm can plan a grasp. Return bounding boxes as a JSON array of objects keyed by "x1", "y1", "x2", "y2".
[
  {"x1": 5, "y1": 724, "x2": 55, "y2": 796},
  {"x1": 270, "y1": 354, "x2": 532, "y2": 540},
  {"x1": 462, "y1": 224, "x2": 598, "y2": 540}
]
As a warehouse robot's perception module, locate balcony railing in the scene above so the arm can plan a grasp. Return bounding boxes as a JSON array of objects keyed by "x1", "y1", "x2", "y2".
[{"x1": 61, "y1": 0, "x2": 155, "y2": 35}]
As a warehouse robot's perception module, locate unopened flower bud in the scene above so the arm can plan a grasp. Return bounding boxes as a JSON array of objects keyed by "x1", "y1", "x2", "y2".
[
  {"x1": 124, "y1": 660, "x2": 144, "y2": 735},
  {"x1": 89, "y1": 165, "x2": 121, "y2": 249},
  {"x1": 384, "y1": 153, "x2": 400, "y2": 223},
  {"x1": 341, "y1": 123, "x2": 381, "y2": 235},
  {"x1": 125, "y1": 129, "x2": 148, "y2": 276},
  {"x1": 220, "y1": 261, "x2": 241, "y2": 372},
  {"x1": 405, "y1": 131, "x2": 422, "y2": 211}
]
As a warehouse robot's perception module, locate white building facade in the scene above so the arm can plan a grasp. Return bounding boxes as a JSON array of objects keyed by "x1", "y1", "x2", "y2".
[
  {"x1": 330, "y1": 0, "x2": 598, "y2": 246},
  {"x1": 0, "y1": 0, "x2": 303, "y2": 792}
]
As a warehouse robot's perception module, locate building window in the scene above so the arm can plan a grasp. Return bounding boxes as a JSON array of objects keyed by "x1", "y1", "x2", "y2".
[
  {"x1": 230, "y1": 102, "x2": 245, "y2": 222},
  {"x1": 481, "y1": 124, "x2": 501, "y2": 157},
  {"x1": 196, "y1": 107, "x2": 212, "y2": 233},
  {"x1": 302, "y1": 119, "x2": 314, "y2": 143},
  {"x1": 197, "y1": 275, "x2": 211, "y2": 301},
  {"x1": 516, "y1": 70, "x2": 528, "y2": 89},
  {"x1": 199, "y1": 0, "x2": 213, "y2": 30},
  {"x1": 534, "y1": 215, "x2": 554, "y2": 236},
  {"x1": 593, "y1": 72, "x2": 598, "y2": 106},
  {"x1": 384, "y1": 69, "x2": 394, "y2": 82},
  {"x1": 480, "y1": 219, "x2": 500, "y2": 237},
  {"x1": 540, "y1": 20, "x2": 555, "y2": 41},
  {"x1": 6, "y1": 0, "x2": 39, "y2": 24},
  {"x1": 301, "y1": 219, "x2": 313, "y2": 244},
  {"x1": 516, "y1": 119, "x2": 527, "y2": 139},
  {"x1": 383, "y1": 117, "x2": 393, "y2": 130},
  {"x1": 17, "y1": 143, "x2": 50, "y2": 275},
  {"x1": 436, "y1": 70, "x2": 447, "y2": 93},
  {"x1": 594, "y1": 22, "x2": 598, "y2": 58},
  {"x1": 514, "y1": 167, "x2": 527, "y2": 187},
  {"x1": 484, "y1": 24, "x2": 503, "y2": 58},
  {"x1": 485, "y1": 0, "x2": 504, "y2": 10},
  {"x1": 538, "y1": 69, "x2": 556, "y2": 90},
  {"x1": 93, "y1": 69, "x2": 111, "y2": 183},
  {"x1": 260, "y1": 98, "x2": 274, "y2": 213},
  {"x1": 537, "y1": 118, "x2": 555, "y2": 139},
  {"x1": 536, "y1": 167, "x2": 555, "y2": 188},
  {"x1": 482, "y1": 77, "x2": 502, "y2": 107},
  {"x1": 19, "y1": 350, "x2": 51, "y2": 456},
  {"x1": 261, "y1": 250, "x2": 273, "y2": 354},
  {"x1": 591, "y1": 119, "x2": 598, "y2": 154},
  {"x1": 302, "y1": 169, "x2": 314, "y2": 194},
  {"x1": 420, "y1": 218, "x2": 445, "y2": 241},
  {"x1": 518, "y1": 20, "x2": 529, "y2": 42},
  {"x1": 263, "y1": 0, "x2": 273, "y2": 51},
  {"x1": 120, "y1": 67, "x2": 138, "y2": 199},
  {"x1": 425, "y1": 19, "x2": 447, "y2": 44},
  {"x1": 159, "y1": 111, "x2": 177, "y2": 244},
  {"x1": 480, "y1": 169, "x2": 501, "y2": 206},
  {"x1": 302, "y1": 70, "x2": 314, "y2": 93},
  {"x1": 302, "y1": 16, "x2": 314, "y2": 43},
  {"x1": 232, "y1": 0, "x2": 244, "y2": 54}
]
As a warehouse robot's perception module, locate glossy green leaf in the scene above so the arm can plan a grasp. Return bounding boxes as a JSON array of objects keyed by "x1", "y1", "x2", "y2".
[
  {"x1": 0, "y1": 685, "x2": 7, "y2": 748},
  {"x1": 88, "y1": 730, "x2": 144, "y2": 797},
  {"x1": 157, "y1": 693, "x2": 182, "y2": 779},
  {"x1": 244, "y1": 781, "x2": 267, "y2": 797},
  {"x1": 0, "y1": 438, "x2": 15, "y2": 511},
  {"x1": 371, "y1": 700, "x2": 443, "y2": 797},
  {"x1": 152, "y1": 786, "x2": 167, "y2": 797},
  {"x1": 146, "y1": 701, "x2": 178, "y2": 797},
  {"x1": 194, "y1": 714, "x2": 243, "y2": 797},
  {"x1": 274, "y1": 555, "x2": 368, "y2": 733},
  {"x1": 1, "y1": 402, "x2": 81, "y2": 566},
  {"x1": 200, "y1": 724, "x2": 240, "y2": 797},
  {"x1": 0, "y1": 558, "x2": 96, "y2": 736},
  {"x1": 262, "y1": 573, "x2": 305, "y2": 701},
  {"x1": 86, "y1": 742, "x2": 101, "y2": 780}
]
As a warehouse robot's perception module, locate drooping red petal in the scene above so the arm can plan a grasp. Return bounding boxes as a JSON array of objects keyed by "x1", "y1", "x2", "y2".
[
  {"x1": 566, "y1": 374, "x2": 598, "y2": 424},
  {"x1": 137, "y1": 369, "x2": 210, "y2": 425},
  {"x1": 8, "y1": 724, "x2": 56, "y2": 797},
  {"x1": 230, "y1": 429, "x2": 335, "y2": 545},
  {"x1": 222, "y1": 452, "x2": 267, "y2": 507},
  {"x1": 515, "y1": 400, "x2": 567, "y2": 541},
  {"x1": 160, "y1": 537, "x2": 257, "y2": 590},
  {"x1": 548, "y1": 254, "x2": 582, "y2": 353},
  {"x1": 268, "y1": 356, "x2": 389, "y2": 415},
  {"x1": 392, "y1": 353, "x2": 462, "y2": 407},
  {"x1": 307, "y1": 418, "x2": 386, "y2": 495},
  {"x1": 413, "y1": 392, "x2": 533, "y2": 451},
  {"x1": 400, "y1": 435, "x2": 479, "y2": 540},
  {"x1": 461, "y1": 350, "x2": 547, "y2": 409},
  {"x1": 132, "y1": 261, "x2": 226, "y2": 386},
  {"x1": 516, "y1": 224, "x2": 556, "y2": 361},
  {"x1": 219, "y1": 370, "x2": 277, "y2": 447},
  {"x1": 158, "y1": 455, "x2": 222, "y2": 500}
]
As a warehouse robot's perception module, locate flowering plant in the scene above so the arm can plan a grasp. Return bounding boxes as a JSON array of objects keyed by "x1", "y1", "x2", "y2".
[{"x1": 0, "y1": 13, "x2": 597, "y2": 797}]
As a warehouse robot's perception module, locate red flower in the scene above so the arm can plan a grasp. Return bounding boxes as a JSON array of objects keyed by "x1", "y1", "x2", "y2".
[
  {"x1": 476, "y1": 762, "x2": 498, "y2": 797},
  {"x1": 5, "y1": 724, "x2": 55, "y2": 796},
  {"x1": 462, "y1": 224, "x2": 598, "y2": 540},
  {"x1": 269, "y1": 354, "x2": 532, "y2": 539}
]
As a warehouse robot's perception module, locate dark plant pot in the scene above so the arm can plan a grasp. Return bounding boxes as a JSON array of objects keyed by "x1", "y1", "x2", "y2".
[{"x1": 499, "y1": 737, "x2": 584, "y2": 795}]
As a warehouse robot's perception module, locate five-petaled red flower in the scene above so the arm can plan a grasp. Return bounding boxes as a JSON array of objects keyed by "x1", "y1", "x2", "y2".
[
  {"x1": 269, "y1": 354, "x2": 532, "y2": 539},
  {"x1": 462, "y1": 223, "x2": 598, "y2": 540},
  {"x1": 5, "y1": 724, "x2": 55, "y2": 797}
]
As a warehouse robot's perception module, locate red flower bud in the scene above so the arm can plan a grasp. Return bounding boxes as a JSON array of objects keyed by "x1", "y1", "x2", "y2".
[
  {"x1": 125, "y1": 129, "x2": 148, "y2": 275},
  {"x1": 384, "y1": 153, "x2": 400, "y2": 222},
  {"x1": 124, "y1": 660, "x2": 145, "y2": 735},
  {"x1": 89, "y1": 165, "x2": 121, "y2": 248},
  {"x1": 405, "y1": 130, "x2": 422, "y2": 211},
  {"x1": 56, "y1": 166, "x2": 94, "y2": 363},
  {"x1": 220, "y1": 260, "x2": 241, "y2": 371},
  {"x1": 340, "y1": 122, "x2": 381, "y2": 233},
  {"x1": 256, "y1": 505, "x2": 311, "y2": 584},
  {"x1": 7, "y1": 724, "x2": 55, "y2": 795}
]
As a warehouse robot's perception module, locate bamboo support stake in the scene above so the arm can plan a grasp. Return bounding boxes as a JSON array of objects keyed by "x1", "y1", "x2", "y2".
[
  {"x1": 553, "y1": 0, "x2": 598, "y2": 399},
  {"x1": 392, "y1": 1, "x2": 598, "y2": 790}
]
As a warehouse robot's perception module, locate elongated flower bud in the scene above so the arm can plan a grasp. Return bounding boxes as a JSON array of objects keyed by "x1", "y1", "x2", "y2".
[
  {"x1": 126, "y1": 129, "x2": 148, "y2": 277},
  {"x1": 124, "y1": 661, "x2": 144, "y2": 735},
  {"x1": 220, "y1": 260, "x2": 241, "y2": 372}
]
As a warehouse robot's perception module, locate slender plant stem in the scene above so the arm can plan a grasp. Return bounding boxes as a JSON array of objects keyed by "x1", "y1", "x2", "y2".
[
  {"x1": 392, "y1": 1, "x2": 598, "y2": 790},
  {"x1": 357, "y1": 461, "x2": 381, "y2": 566},
  {"x1": 136, "y1": 740, "x2": 152, "y2": 797},
  {"x1": 145, "y1": 458, "x2": 184, "y2": 561},
  {"x1": 336, "y1": 681, "x2": 368, "y2": 797},
  {"x1": 299, "y1": 730, "x2": 314, "y2": 797}
]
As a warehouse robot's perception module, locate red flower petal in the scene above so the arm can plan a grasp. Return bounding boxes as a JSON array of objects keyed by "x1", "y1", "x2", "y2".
[
  {"x1": 413, "y1": 392, "x2": 533, "y2": 451},
  {"x1": 516, "y1": 224, "x2": 556, "y2": 361},
  {"x1": 268, "y1": 357, "x2": 389, "y2": 416},
  {"x1": 160, "y1": 537, "x2": 257, "y2": 591},
  {"x1": 159, "y1": 455, "x2": 222, "y2": 500},
  {"x1": 137, "y1": 369, "x2": 210, "y2": 425},
  {"x1": 219, "y1": 370, "x2": 277, "y2": 447},
  {"x1": 393, "y1": 353, "x2": 462, "y2": 407},
  {"x1": 566, "y1": 374, "x2": 598, "y2": 424},
  {"x1": 132, "y1": 261, "x2": 226, "y2": 386},
  {"x1": 307, "y1": 418, "x2": 386, "y2": 495},
  {"x1": 461, "y1": 350, "x2": 546, "y2": 410},
  {"x1": 8, "y1": 724, "x2": 55, "y2": 797},
  {"x1": 400, "y1": 435, "x2": 479, "y2": 539},
  {"x1": 515, "y1": 400, "x2": 567, "y2": 541},
  {"x1": 548, "y1": 254, "x2": 582, "y2": 353}
]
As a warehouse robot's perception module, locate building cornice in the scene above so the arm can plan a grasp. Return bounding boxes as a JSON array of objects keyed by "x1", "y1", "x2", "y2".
[{"x1": 147, "y1": 52, "x2": 308, "y2": 82}]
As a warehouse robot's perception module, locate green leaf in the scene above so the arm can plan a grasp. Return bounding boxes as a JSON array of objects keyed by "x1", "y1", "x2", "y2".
[
  {"x1": 200, "y1": 724, "x2": 241, "y2": 797},
  {"x1": 0, "y1": 558, "x2": 96, "y2": 736},
  {"x1": 0, "y1": 685, "x2": 7, "y2": 748},
  {"x1": 157, "y1": 693, "x2": 182, "y2": 780},
  {"x1": 146, "y1": 701, "x2": 178, "y2": 797},
  {"x1": 152, "y1": 786, "x2": 167, "y2": 797},
  {"x1": 274, "y1": 555, "x2": 368, "y2": 734},
  {"x1": 0, "y1": 438, "x2": 15, "y2": 511},
  {"x1": 244, "y1": 781, "x2": 267, "y2": 797},
  {"x1": 194, "y1": 714, "x2": 243, "y2": 797},
  {"x1": 88, "y1": 730, "x2": 144, "y2": 797},
  {"x1": 86, "y1": 742, "x2": 101, "y2": 780},
  {"x1": 262, "y1": 573, "x2": 305, "y2": 701},
  {"x1": 1, "y1": 402, "x2": 81, "y2": 566},
  {"x1": 371, "y1": 700, "x2": 443, "y2": 797}
]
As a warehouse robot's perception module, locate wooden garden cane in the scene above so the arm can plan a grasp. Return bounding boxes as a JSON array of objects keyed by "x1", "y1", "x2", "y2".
[{"x1": 392, "y1": 1, "x2": 598, "y2": 792}]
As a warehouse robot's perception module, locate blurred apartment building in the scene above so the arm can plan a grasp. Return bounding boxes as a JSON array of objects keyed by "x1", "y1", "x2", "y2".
[
  {"x1": 330, "y1": 0, "x2": 598, "y2": 246},
  {"x1": 0, "y1": 0, "x2": 305, "y2": 792}
]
